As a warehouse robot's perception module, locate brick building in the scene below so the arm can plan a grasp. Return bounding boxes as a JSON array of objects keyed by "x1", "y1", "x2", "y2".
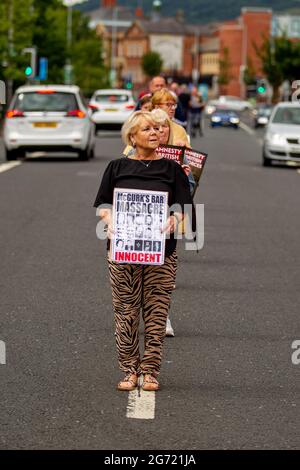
[
  {"x1": 218, "y1": 8, "x2": 272, "y2": 97},
  {"x1": 87, "y1": 1, "x2": 216, "y2": 88},
  {"x1": 122, "y1": 16, "x2": 212, "y2": 87},
  {"x1": 87, "y1": 2, "x2": 277, "y2": 98}
]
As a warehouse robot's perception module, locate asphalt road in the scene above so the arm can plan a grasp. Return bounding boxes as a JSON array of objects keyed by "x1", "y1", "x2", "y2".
[{"x1": 0, "y1": 123, "x2": 300, "y2": 450}]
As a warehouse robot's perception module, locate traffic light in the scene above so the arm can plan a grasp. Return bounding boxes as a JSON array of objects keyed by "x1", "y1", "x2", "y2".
[
  {"x1": 23, "y1": 47, "x2": 37, "y2": 79},
  {"x1": 25, "y1": 66, "x2": 33, "y2": 77},
  {"x1": 257, "y1": 84, "x2": 266, "y2": 94},
  {"x1": 123, "y1": 74, "x2": 133, "y2": 90},
  {"x1": 257, "y1": 79, "x2": 267, "y2": 94}
]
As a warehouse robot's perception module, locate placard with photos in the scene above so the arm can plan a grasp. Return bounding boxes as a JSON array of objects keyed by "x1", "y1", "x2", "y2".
[{"x1": 111, "y1": 188, "x2": 168, "y2": 265}]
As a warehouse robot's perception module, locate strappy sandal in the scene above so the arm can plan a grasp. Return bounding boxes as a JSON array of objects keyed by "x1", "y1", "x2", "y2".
[
  {"x1": 142, "y1": 374, "x2": 159, "y2": 392},
  {"x1": 117, "y1": 373, "x2": 138, "y2": 391}
]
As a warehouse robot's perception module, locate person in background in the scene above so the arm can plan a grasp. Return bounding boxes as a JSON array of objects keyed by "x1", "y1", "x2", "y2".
[
  {"x1": 189, "y1": 86, "x2": 205, "y2": 137},
  {"x1": 151, "y1": 108, "x2": 195, "y2": 337},
  {"x1": 140, "y1": 93, "x2": 153, "y2": 111},
  {"x1": 136, "y1": 77, "x2": 186, "y2": 125},
  {"x1": 169, "y1": 82, "x2": 180, "y2": 95},
  {"x1": 152, "y1": 88, "x2": 190, "y2": 147},
  {"x1": 168, "y1": 82, "x2": 187, "y2": 128},
  {"x1": 149, "y1": 76, "x2": 166, "y2": 94},
  {"x1": 135, "y1": 76, "x2": 166, "y2": 111},
  {"x1": 151, "y1": 108, "x2": 195, "y2": 191},
  {"x1": 178, "y1": 84, "x2": 191, "y2": 126},
  {"x1": 94, "y1": 111, "x2": 193, "y2": 392}
]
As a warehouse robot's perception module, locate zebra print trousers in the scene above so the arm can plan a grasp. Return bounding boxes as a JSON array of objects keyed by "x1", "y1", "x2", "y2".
[{"x1": 107, "y1": 251, "x2": 177, "y2": 377}]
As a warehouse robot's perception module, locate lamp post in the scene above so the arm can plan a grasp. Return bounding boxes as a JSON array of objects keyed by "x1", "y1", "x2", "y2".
[
  {"x1": 192, "y1": 32, "x2": 200, "y2": 86},
  {"x1": 62, "y1": 0, "x2": 87, "y2": 84},
  {"x1": 7, "y1": 0, "x2": 15, "y2": 103},
  {"x1": 110, "y1": 7, "x2": 119, "y2": 87}
]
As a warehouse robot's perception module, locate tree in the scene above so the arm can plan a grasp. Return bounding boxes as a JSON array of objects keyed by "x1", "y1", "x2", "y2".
[
  {"x1": 71, "y1": 11, "x2": 109, "y2": 96},
  {"x1": 0, "y1": 0, "x2": 35, "y2": 94},
  {"x1": 243, "y1": 56, "x2": 256, "y2": 86},
  {"x1": 0, "y1": 0, "x2": 108, "y2": 98},
  {"x1": 32, "y1": 1, "x2": 108, "y2": 92},
  {"x1": 141, "y1": 51, "x2": 163, "y2": 78},
  {"x1": 255, "y1": 35, "x2": 300, "y2": 103},
  {"x1": 32, "y1": 0, "x2": 67, "y2": 84}
]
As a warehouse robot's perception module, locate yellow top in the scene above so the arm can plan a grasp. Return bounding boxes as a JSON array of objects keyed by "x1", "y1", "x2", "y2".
[{"x1": 169, "y1": 121, "x2": 190, "y2": 147}]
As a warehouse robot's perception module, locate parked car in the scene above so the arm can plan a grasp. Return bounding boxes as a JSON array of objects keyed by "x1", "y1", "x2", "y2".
[
  {"x1": 210, "y1": 108, "x2": 240, "y2": 129},
  {"x1": 206, "y1": 95, "x2": 252, "y2": 115},
  {"x1": 263, "y1": 102, "x2": 300, "y2": 167},
  {"x1": 4, "y1": 85, "x2": 95, "y2": 161},
  {"x1": 89, "y1": 89, "x2": 136, "y2": 130},
  {"x1": 252, "y1": 104, "x2": 273, "y2": 128}
]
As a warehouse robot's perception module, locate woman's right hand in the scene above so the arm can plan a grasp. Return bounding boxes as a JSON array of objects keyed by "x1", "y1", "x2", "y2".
[
  {"x1": 106, "y1": 222, "x2": 115, "y2": 239},
  {"x1": 99, "y1": 208, "x2": 114, "y2": 239},
  {"x1": 174, "y1": 139, "x2": 186, "y2": 147}
]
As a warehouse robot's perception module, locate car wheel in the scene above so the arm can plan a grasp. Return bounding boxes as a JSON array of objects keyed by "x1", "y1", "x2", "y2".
[
  {"x1": 262, "y1": 151, "x2": 272, "y2": 167},
  {"x1": 78, "y1": 148, "x2": 90, "y2": 161},
  {"x1": 5, "y1": 148, "x2": 18, "y2": 161},
  {"x1": 89, "y1": 146, "x2": 95, "y2": 159}
]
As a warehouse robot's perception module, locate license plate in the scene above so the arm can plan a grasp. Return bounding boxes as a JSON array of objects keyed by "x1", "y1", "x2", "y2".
[
  {"x1": 33, "y1": 122, "x2": 57, "y2": 128},
  {"x1": 104, "y1": 108, "x2": 118, "y2": 112}
]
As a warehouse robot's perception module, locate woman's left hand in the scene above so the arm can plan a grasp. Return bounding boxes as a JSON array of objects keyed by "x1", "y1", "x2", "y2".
[
  {"x1": 161, "y1": 214, "x2": 183, "y2": 234},
  {"x1": 182, "y1": 164, "x2": 191, "y2": 177}
]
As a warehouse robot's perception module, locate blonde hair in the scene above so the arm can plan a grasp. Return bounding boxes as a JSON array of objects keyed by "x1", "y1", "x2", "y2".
[
  {"x1": 151, "y1": 108, "x2": 174, "y2": 145},
  {"x1": 121, "y1": 111, "x2": 156, "y2": 146},
  {"x1": 151, "y1": 108, "x2": 170, "y2": 125},
  {"x1": 151, "y1": 88, "x2": 177, "y2": 107}
]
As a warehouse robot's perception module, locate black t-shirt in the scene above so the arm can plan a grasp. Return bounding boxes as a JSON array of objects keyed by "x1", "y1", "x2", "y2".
[{"x1": 93, "y1": 157, "x2": 193, "y2": 257}]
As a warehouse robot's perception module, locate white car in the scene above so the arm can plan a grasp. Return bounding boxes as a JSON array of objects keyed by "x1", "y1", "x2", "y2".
[
  {"x1": 205, "y1": 95, "x2": 252, "y2": 115},
  {"x1": 263, "y1": 102, "x2": 300, "y2": 167},
  {"x1": 89, "y1": 89, "x2": 135, "y2": 130},
  {"x1": 4, "y1": 85, "x2": 95, "y2": 161}
]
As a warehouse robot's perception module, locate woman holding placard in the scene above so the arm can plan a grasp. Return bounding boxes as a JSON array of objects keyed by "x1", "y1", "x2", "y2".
[{"x1": 94, "y1": 111, "x2": 193, "y2": 392}]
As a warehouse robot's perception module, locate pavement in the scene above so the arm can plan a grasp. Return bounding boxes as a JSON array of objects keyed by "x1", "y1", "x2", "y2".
[{"x1": 0, "y1": 123, "x2": 300, "y2": 450}]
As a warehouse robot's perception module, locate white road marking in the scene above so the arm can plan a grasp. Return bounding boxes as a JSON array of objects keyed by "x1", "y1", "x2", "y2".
[
  {"x1": 297, "y1": 169, "x2": 300, "y2": 174},
  {"x1": 239, "y1": 121, "x2": 255, "y2": 136},
  {"x1": 0, "y1": 161, "x2": 22, "y2": 174},
  {"x1": 126, "y1": 377, "x2": 156, "y2": 420},
  {"x1": 240, "y1": 121, "x2": 264, "y2": 147}
]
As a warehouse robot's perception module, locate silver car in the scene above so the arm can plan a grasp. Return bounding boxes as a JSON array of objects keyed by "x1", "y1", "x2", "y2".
[
  {"x1": 89, "y1": 89, "x2": 136, "y2": 131},
  {"x1": 263, "y1": 102, "x2": 300, "y2": 167},
  {"x1": 4, "y1": 85, "x2": 95, "y2": 161},
  {"x1": 205, "y1": 95, "x2": 252, "y2": 115}
]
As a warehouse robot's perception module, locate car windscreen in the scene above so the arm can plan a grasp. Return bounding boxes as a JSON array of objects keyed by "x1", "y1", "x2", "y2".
[
  {"x1": 14, "y1": 92, "x2": 79, "y2": 112},
  {"x1": 272, "y1": 107, "x2": 300, "y2": 125},
  {"x1": 258, "y1": 108, "x2": 272, "y2": 116},
  {"x1": 94, "y1": 94, "x2": 129, "y2": 103}
]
